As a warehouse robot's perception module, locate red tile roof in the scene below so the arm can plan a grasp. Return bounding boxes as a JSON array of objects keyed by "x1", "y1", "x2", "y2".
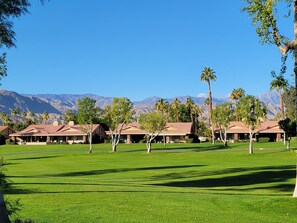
[
  {"x1": 110, "y1": 122, "x2": 193, "y2": 136},
  {"x1": 10, "y1": 124, "x2": 102, "y2": 137},
  {"x1": 215, "y1": 120, "x2": 284, "y2": 134}
]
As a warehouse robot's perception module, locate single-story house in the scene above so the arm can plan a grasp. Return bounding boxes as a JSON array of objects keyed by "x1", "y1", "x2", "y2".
[
  {"x1": 0, "y1": 126, "x2": 15, "y2": 138},
  {"x1": 107, "y1": 122, "x2": 195, "y2": 143},
  {"x1": 0, "y1": 126, "x2": 15, "y2": 144},
  {"x1": 10, "y1": 121, "x2": 106, "y2": 145},
  {"x1": 214, "y1": 120, "x2": 285, "y2": 142}
]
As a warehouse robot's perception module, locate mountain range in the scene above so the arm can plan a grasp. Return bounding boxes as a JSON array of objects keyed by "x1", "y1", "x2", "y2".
[{"x1": 0, "y1": 89, "x2": 281, "y2": 119}]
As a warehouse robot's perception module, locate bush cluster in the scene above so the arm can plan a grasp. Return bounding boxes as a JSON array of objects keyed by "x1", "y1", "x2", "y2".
[{"x1": 258, "y1": 137, "x2": 270, "y2": 143}]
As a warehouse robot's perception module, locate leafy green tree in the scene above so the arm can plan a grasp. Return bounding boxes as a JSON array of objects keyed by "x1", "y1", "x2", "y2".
[
  {"x1": 103, "y1": 98, "x2": 134, "y2": 152},
  {"x1": 178, "y1": 104, "x2": 191, "y2": 122},
  {"x1": 243, "y1": 1, "x2": 297, "y2": 196},
  {"x1": 0, "y1": 53, "x2": 7, "y2": 84},
  {"x1": 279, "y1": 118, "x2": 296, "y2": 149},
  {"x1": 0, "y1": 1, "x2": 46, "y2": 220},
  {"x1": 211, "y1": 103, "x2": 233, "y2": 147},
  {"x1": 77, "y1": 97, "x2": 101, "y2": 153},
  {"x1": 0, "y1": 0, "x2": 31, "y2": 84},
  {"x1": 237, "y1": 95, "x2": 267, "y2": 154},
  {"x1": 139, "y1": 112, "x2": 166, "y2": 153}
]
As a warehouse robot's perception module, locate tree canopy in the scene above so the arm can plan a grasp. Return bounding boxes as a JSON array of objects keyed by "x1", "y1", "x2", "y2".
[
  {"x1": 139, "y1": 111, "x2": 166, "y2": 153},
  {"x1": 103, "y1": 97, "x2": 134, "y2": 152}
]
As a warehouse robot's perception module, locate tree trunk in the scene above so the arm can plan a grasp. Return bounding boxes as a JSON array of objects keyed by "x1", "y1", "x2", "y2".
[
  {"x1": 224, "y1": 128, "x2": 227, "y2": 147},
  {"x1": 249, "y1": 138, "x2": 253, "y2": 154},
  {"x1": 112, "y1": 142, "x2": 117, "y2": 152},
  {"x1": 278, "y1": 89, "x2": 286, "y2": 145},
  {"x1": 0, "y1": 192, "x2": 10, "y2": 223},
  {"x1": 293, "y1": 0, "x2": 297, "y2": 198},
  {"x1": 111, "y1": 134, "x2": 119, "y2": 152},
  {"x1": 293, "y1": 163, "x2": 297, "y2": 197},
  {"x1": 88, "y1": 132, "x2": 92, "y2": 154},
  {"x1": 208, "y1": 81, "x2": 212, "y2": 125},
  {"x1": 146, "y1": 141, "x2": 151, "y2": 153},
  {"x1": 211, "y1": 125, "x2": 215, "y2": 144},
  {"x1": 249, "y1": 129, "x2": 254, "y2": 154}
]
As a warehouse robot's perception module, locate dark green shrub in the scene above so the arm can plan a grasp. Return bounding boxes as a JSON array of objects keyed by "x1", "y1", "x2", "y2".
[
  {"x1": 186, "y1": 138, "x2": 194, "y2": 143},
  {"x1": 139, "y1": 139, "x2": 146, "y2": 143},
  {"x1": 258, "y1": 137, "x2": 270, "y2": 143}
]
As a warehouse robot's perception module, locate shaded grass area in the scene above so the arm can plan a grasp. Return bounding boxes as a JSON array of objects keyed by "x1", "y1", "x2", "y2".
[{"x1": 1, "y1": 142, "x2": 297, "y2": 222}]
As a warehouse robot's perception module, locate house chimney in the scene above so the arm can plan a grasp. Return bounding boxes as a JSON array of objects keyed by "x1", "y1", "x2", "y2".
[{"x1": 53, "y1": 121, "x2": 59, "y2": 126}]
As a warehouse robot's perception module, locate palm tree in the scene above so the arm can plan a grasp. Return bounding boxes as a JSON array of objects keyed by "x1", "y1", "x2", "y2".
[
  {"x1": 191, "y1": 104, "x2": 202, "y2": 135},
  {"x1": 21, "y1": 111, "x2": 27, "y2": 123},
  {"x1": 171, "y1": 98, "x2": 181, "y2": 122},
  {"x1": 200, "y1": 67, "x2": 216, "y2": 125},
  {"x1": 0, "y1": 112, "x2": 11, "y2": 126},
  {"x1": 42, "y1": 111, "x2": 50, "y2": 124},
  {"x1": 185, "y1": 97, "x2": 195, "y2": 123},
  {"x1": 200, "y1": 67, "x2": 216, "y2": 144},
  {"x1": 11, "y1": 107, "x2": 19, "y2": 124},
  {"x1": 154, "y1": 99, "x2": 170, "y2": 122},
  {"x1": 28, "y1": 111, "x2": 35, "y2": 123},
  {"x1": 270, "y1": 73, "x2": 288, "y2": 119},
  {"x1": 229, "y1": 88, "x2": 245, "y2": 101},
  {"x1": 154, "y1": 99, "x2": 166, "y2": 115},
  {"x1": 154, "y1": 99, "x2": 170, "y2": 145},
  {"x1": 230, "y1": 88, "x2": 246, "y2": 121}
]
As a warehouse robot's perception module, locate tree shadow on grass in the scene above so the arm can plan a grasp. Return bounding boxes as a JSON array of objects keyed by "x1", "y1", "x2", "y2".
[
  {"x1": 152, "y1": 165, "x2": 296, "y2": 193},
  {"x1": 8, "y1": 164, "x2": 205, "y2": 179},
  {"x1": 121, "y1": 144, "x2": 229, "y2": 153},
  {"x1": 9, "y1": 155, "x2": 61, "y2": 161}
]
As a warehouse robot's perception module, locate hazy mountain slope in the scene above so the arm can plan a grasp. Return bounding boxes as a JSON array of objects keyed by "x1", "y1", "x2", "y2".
[
  {"x1": 0, "y1": 90, "x2": 281, "y2": 119},
  {"x1": 0, "y1": 90, "x2": 61, "y2": 114}
]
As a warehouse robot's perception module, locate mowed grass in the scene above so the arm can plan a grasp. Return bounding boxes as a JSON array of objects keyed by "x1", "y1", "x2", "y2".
[{"x1": 1, "y1": 142, "x2": 297, "y2": 223}]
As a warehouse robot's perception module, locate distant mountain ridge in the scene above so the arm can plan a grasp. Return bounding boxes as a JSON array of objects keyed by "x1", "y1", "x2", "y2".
[
  {"x1": 0, "y1": 89, "x2": 280, "y2": 119},
  {"x1": 0, "y1": 90, "x2": 61, "y2": 114}
]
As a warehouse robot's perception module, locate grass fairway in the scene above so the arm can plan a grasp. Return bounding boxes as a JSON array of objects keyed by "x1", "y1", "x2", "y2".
[{"x1": 1, "y1": 142, "x2": 297, "y2": 223}]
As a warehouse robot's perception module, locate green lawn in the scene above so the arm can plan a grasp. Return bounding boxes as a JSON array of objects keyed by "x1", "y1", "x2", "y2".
[{"x1": 1, "y1": 142, "x2": 297, "y2": 223}]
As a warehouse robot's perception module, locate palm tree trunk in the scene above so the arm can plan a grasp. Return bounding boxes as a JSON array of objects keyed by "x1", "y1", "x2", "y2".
[
  {"x1": 0, "y1": 192, "x2": 10, "y2": 223},
  {"x1": 208, "y1": 81, "x2": 215, "y2": 144},
  {"x1": 208, "y1": 81, "x2": 212, "y2": 126},
  {"x1": 278, "y1": 89, "x2": 287, "y2": 145}
]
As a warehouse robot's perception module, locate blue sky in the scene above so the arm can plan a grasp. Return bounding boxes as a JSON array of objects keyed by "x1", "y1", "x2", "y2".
[{"x1": 1, "y1": 0, "x2": 294, "y2": 101}]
